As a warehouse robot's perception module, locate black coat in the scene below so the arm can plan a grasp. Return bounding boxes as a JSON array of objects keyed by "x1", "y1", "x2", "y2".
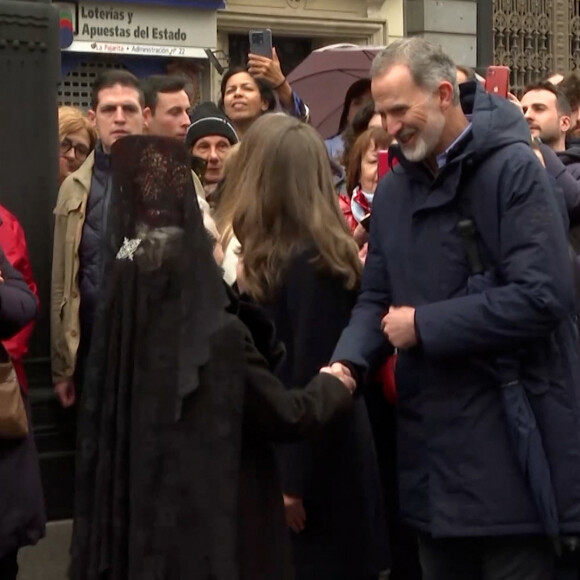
[
  {"x1": 540, "y1": 144, "x2": 580, "y2": 226},
  {"x1": 0, "y1": 246, "x2": 45, "y2": 557},
  {"x1": 333, "y1": 82, "x2": 580, "y2": 537},
  {"x1": 0, "y1": 247, "x2": 37, "y2": 340},
  {"x1": 71, "y1": 313, "x2": 353, "y2": 580},
  {"x1": 263, "y1": 250, "x2": 389, "y2": 579}
]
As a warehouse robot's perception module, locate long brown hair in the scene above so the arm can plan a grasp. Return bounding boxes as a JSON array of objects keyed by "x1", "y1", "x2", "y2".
[
  {"x1": 232, "y1": 114, "x2": 361, "y2": 301},
  {"x1": 212, "y1": 143, "x2": 241, "y2": 250},
  {"x1": 346, "y1": 127, "x2": 392, "y2": 196}
]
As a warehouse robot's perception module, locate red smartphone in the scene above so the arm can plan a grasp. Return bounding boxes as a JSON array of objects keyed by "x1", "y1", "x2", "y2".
[
  {"x1": 378, "y1": 149, "x2": 390, "y2": 180},
  {"x1": 485, "y1": 66, "x2": 510, "y2": 98}
]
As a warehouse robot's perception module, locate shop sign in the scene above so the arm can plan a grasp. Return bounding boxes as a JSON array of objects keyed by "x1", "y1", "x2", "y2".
[{"x1": 56, "y1": 1, "x2": 217, "y2": 55}]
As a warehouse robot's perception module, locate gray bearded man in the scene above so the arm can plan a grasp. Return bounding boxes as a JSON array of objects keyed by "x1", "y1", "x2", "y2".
[{"x1": 331, "y1": 38, "x2": 580, "y2": 580}]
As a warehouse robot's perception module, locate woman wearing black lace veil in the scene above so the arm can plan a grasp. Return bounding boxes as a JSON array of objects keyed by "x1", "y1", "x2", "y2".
[{"x1": 70, "y1": 136, "x2": 354, "y2": 580}]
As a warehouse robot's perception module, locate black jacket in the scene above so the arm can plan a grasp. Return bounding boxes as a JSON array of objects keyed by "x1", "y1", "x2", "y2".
[
  {"x1": 333, "y1": 82, "x2": 580, "y2": 537},
  {"x1": 0, "y1": 246, "x2": 37, "y2": 340},
  {"x1": 71, "y1": 312, "x2": 353, "y2": 580},
  {"x1": 540, "y1": 144, "x2": 580, "y2": 225},
  {"x1": 263, "y1": 250, "x2": 389, "y2": 579},
  {"x1": 78, "y1": 143, "x2": 110, "y2": 342},
  {"x1": 0, "y1": 245, "x2": 44, "y2": 558}
]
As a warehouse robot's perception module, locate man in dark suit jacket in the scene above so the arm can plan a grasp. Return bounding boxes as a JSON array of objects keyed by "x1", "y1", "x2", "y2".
[{"x1": 330, "y1": 37, "x2": 580, "y2": 580}]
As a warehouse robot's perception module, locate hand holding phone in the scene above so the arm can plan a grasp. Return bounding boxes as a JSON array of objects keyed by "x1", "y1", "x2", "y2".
[
  {"x1": 248, "y1": 32, "x2": 287, "y2": 93},
  {"x1": 249, "y1": 29, "x2": 273, "y2": 59},
  {"x1": 360, "y1": 213, "x2": 371, "y2": 232}
]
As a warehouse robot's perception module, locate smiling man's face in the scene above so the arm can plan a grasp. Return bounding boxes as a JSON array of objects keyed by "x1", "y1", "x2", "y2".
[{"x1": 372, "y1": 64, "x2": 446, "y2": 162}]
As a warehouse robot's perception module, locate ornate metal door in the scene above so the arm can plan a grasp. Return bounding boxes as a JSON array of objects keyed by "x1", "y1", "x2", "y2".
[
  {"x1": 573, "y1": 1, "x2": 580, "y2": 72},
  {"x1": 493, "y1": 0, "x2": 580, "y2": 93}
]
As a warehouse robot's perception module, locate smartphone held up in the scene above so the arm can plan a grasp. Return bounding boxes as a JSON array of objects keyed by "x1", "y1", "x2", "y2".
[
  {"x1": 485, "y1": 66, "x2": 510, "y2": 98},
  {"x1": 378, "y1": 150, "x2": 391, "y2": 181},
  {"x1": 249, "y1": 29, "x2": 273, "y2": 58}
]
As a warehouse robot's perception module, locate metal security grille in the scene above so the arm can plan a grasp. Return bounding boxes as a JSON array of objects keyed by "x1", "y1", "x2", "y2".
[
  {"x1": 58, "y1": 58, "x2": 127, "y2": 110},
  {"x1": 492, "y1": 0, "x2": 575, "y2": 94},
  {"x1": 571, "y1": 0, "x2": 580, "y2": 71}
]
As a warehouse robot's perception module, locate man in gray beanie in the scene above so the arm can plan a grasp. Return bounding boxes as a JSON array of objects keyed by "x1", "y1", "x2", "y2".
[{"x1": 186, "y1": 102, "x2": 239, "y2": 198}]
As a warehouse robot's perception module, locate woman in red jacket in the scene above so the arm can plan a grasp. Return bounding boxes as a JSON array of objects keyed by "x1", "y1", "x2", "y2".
[
  {"x1": 0, "y1": 204, "x2": 38, "y2": 392},
  {"x1": 0, "y1": 206, "x2": 45, "y2": 579}
]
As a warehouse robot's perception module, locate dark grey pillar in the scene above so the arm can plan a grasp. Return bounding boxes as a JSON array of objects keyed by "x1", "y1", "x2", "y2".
[{"x1": 405, "y1": 0, "x2": 477, "y2": 67}]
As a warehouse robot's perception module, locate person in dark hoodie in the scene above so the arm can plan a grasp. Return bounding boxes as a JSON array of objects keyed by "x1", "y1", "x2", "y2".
[{"x1": 330, "y1": 38, "x2": 580, "y2": 580}]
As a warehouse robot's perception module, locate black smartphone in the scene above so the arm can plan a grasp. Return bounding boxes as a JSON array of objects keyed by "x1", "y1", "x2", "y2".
[
  {"x1": 360, "y1": 213, "x2": 371, "y2": 232},
  {"x1": 249, "y1": 29, "x2": 273, "y2": 58}
]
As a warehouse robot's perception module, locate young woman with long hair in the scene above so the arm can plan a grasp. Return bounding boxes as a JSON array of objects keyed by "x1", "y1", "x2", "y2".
[{"x1": 233, "y1": 114, "x2": 389, "y2": 580}]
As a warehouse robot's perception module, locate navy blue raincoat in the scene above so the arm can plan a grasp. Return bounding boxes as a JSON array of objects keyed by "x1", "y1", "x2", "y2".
[{"x1": 332, "y1": 82, "x2": 580, "y2": 538}]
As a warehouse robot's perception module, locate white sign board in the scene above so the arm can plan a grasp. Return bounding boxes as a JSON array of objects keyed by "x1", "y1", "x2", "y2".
[{"x1": 57, "y1": 2, "x2": 217, "y2": 57}]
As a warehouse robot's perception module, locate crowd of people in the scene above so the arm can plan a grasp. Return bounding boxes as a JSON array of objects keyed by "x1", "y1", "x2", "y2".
[{"x1": 2, "y1": 36, "x2": 580, "y2": 579}]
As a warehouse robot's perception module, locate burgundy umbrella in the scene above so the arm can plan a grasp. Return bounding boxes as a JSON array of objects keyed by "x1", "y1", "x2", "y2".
[{"x1": 287, "y1": 44, "x2": 383, "y2": 139}]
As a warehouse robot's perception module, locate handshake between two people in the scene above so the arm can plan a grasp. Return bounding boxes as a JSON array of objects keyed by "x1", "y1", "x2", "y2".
[
  {"x1": 320, "y1": 362, "x2": 357, "y2": 395},
  {"x1": 319, "y1": 305, "x2": 418, "y2": 395}
]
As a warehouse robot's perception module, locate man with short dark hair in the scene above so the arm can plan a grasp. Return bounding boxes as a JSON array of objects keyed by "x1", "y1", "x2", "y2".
[
  {"x1": 520, "y1": 81, "x2": 580, "y2": 186},
  {"x1": 52, "y1": 69, "x2": 145, "y2": 407},
  {"x1": 142, "y1": 75, "x2": 191, "y2": 140},
  {"x1": 330, "y1": 37, "x2": 580, "y2": 579},
  {"x1": 521, "y1": 81, "x2": 571, "y2": 152}
]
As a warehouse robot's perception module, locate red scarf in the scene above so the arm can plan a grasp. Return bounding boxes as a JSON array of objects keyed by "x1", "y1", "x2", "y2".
[{"x1": 352, "y1": 186, "x2": 372, "y2": 215}]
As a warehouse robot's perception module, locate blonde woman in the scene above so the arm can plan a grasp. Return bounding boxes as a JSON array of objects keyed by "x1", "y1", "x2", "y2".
[
  {"x1": 233, "y1": 114, "x2": 389, "y2": 580},
  {"x1": 58, "y1": 106, "x2": 97, "y2": 185}
]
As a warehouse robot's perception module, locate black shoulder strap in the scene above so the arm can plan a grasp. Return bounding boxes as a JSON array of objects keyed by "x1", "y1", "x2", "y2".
[
  {"x1": 457, "y1": 217, "x2": 484, "y2": 275},
  {"x1": 455, "y1": 156, "x2": 487, "y2": 276}
]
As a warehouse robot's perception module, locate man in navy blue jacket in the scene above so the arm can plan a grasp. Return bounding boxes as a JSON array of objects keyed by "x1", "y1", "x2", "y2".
[{"x1": 331, "y1": 38, "x2": 580, "y2": 580}]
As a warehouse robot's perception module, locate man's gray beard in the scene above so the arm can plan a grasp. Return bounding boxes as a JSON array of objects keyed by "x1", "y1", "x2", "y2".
[{"x1": 400, "y1": 114, "x2": 446, "y2": 163}]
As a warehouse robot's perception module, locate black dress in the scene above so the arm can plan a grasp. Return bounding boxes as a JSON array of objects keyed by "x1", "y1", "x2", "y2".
[
  {"x1": 70, "y1": 136, "x2": 354, "y2": 580},
  {"x1": 262, "y1": 249, "x2": 390, "y2": 580}
]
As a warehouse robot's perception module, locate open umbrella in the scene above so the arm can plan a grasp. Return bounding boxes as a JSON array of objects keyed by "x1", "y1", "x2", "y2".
[{"x1": 287, "y1": 44, "x2": 382, "y2": 139}]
